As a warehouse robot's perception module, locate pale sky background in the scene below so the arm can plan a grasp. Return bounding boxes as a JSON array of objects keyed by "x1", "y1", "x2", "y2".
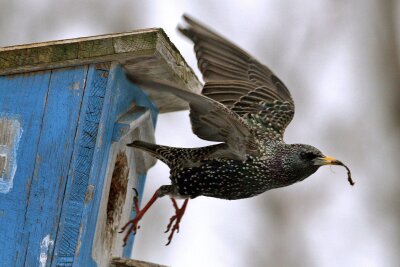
[{"x1": 1, "y1": 1, "x2": 399, "y2": 267}]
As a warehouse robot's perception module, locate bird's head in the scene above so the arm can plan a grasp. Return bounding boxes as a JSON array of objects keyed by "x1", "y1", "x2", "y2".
[{"x1": 282, "y1": 144, "x2": 354, "y2": 185}]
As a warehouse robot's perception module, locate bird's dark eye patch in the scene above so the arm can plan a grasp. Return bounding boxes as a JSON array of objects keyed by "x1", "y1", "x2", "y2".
[{"x1": 300, "y1": 152, "x2": 317, "y2": 160}]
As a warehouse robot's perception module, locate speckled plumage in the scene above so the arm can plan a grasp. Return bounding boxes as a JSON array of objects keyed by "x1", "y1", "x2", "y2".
[
  {"x1": 130, "y1": 141, "x2": 322, "y2": 201},
  {"x1": 121, "y1": 15, "x2": 353, "y2": 245}
]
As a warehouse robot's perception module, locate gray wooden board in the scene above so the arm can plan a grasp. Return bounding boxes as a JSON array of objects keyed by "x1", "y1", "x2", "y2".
[{"x1": 0, "y1": 29, "x2": 202, "y2": 113}]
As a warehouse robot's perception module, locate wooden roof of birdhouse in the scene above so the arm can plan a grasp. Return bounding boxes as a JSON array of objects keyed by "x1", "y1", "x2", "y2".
[{"x1": 0, "y1": 28, "x2": 201, "y2": 113}]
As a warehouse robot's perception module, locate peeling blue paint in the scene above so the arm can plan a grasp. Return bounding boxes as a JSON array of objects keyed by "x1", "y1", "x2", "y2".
[
  {"x1": 0, "y1": 113, "x2": 23, "y2": 194},
  {"x1": 39, "y1": 234, "x2": 54, "y2": 267},
  {"x1": 0, "y1": 64, "x2": 157, "y2": 265}
]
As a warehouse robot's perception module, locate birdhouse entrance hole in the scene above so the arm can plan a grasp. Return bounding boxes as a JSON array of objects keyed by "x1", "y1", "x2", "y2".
[{"x1": 106, "y1": 152, "x2": 129, "y2": 239}]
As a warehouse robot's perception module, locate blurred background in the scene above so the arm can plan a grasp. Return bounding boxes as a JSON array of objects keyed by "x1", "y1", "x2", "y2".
[{"x1": 1, "y1": 0, "x2": 399, "y2": 266}]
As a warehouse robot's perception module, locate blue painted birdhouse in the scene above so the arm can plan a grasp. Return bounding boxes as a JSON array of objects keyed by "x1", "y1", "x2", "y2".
[{"x1": 0, "y1": 29, "x2": 201, "y2": 267}]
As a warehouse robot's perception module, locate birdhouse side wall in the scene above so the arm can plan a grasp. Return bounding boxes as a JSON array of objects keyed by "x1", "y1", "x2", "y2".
[{"x1": 0, "y1": 66, "x2": 88, "y2": 266}]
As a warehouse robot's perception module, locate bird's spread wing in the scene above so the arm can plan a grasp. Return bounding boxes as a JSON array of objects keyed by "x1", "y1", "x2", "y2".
[
  {"x1": 125, "y1": 77, "x2": 258, "y2": 161},
  {"x1": 179, "y1": 15, "x2": 295, "y2": 140}
]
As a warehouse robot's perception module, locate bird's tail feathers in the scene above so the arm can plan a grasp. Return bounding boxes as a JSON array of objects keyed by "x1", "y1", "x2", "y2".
[
  {"x1": 128, "y1": 140, "x2": 226, "y2": 166},
  {"x1": 128, "y1": 140, "x2": 159, "y2": 155},
  {"x1": 127, "y1": 140, "x2": 176, "y2": 164}
]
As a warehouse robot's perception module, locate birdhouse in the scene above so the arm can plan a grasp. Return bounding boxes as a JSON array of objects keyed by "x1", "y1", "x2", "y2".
[{"x1": 0, "y1": 29, "x2": 201, "y2": 266}]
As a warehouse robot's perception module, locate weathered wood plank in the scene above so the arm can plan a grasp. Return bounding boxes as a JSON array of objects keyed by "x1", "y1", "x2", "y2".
[
  {"x1": 53, "y1": 65, "x2": 109, "y2": 267},
  {"x1": 0, "y1": 30, "x2": 158, "y2": 74},
  {"x1": 1, "y1": 28, "x2": 185, "y2": 266},
  {"x1": 45, "y1": 63, "x2": 157, "y2": 266},
  {"x1": 0, "y1": 116, "x2": 22, "y2": 193},
  {"x1": 23, "y1": 66, "x2": 87, "y2": 267},
  {"x1": 83, "y1": 64, "x2": 157, "y2": 266},
  {"x1": 123, "y1": 31, "x2": 202, "y2": 113},
  {"x1": 0, "y1": 72, "x2": 51, "y2": 266},
  {"x1": 112, "y1": 107, "x2": 150, "y2": 142},
  {"x1": 0, "y1": 29, "x2": 202, "y2": 113}
]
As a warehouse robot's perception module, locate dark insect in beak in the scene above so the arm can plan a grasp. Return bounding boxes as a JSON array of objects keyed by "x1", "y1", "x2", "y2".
[
  {"x1": 314, "y1": 156, "x2": 355, "y2": 186},
  {"x1": 333, "y1": 160, "x2": 355, "y2": 186}
]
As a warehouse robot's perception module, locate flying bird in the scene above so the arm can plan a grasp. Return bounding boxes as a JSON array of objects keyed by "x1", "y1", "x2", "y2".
[{"x1": 120, "y1": 14, "x2": 354, "y2": 246}]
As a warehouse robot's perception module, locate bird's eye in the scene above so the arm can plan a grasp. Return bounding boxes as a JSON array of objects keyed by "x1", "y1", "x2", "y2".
[{"x1": 300, "y1": 152, "x2": 317, "y2": 160}]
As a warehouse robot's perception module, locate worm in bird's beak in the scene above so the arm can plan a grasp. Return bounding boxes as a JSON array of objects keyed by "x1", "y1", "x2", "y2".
[{"x1": 314, "y1": 156, "x2": 355, "y2": 186}]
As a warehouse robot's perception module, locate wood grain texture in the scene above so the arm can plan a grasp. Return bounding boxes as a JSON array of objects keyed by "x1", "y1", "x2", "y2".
[
  {"x1": 0, "y1": 72, "x2": 50, "y2": 266},
  {"x1": 53, "y1": 65, "x2": 109, "y2": 266},
  {"x1": 39, "y1": 64, "x2": 158, "y2": 266},
  {"x1": 1, "y1": 30, "x2": 172, "y2": 265},
  {"x1": 84, "y1": 64, "x2": 157, "y2": 266},
  {"x1": 112, "y1": 106, "x2": 150, "y2": 142},
  {"x1": 0, "y1": 29, "x2": 158, "y2": 74},
  {"x1": 0, "y1": 29, "x2": 202, "y2": 113},
  {"x1": 23, "y1": 66, "x2": 88, "y2": 267}
]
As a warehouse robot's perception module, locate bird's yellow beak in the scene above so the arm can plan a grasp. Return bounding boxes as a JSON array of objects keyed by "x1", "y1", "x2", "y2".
[{"x1": 313, "y1": 155, "x2": 340, "y2": 166}]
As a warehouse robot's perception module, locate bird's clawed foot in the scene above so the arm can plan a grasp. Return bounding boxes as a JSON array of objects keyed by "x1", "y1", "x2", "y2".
[
  {"x1": 164, "y1": 198, "x2": 189, "y2": 245},
  {"x1": 119, "y1": 188, "x2": 159, "y2": 246}
]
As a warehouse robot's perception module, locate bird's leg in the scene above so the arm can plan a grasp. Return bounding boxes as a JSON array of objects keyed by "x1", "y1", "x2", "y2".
[
  {"x1": 164, "y1": 198, "x2": 189, "y2": 245},
  {"x1": 119, "y1": 186, "x2": 170, "y2": 246},
  {"x1": 164, "y1": 198, "x2": 180, "y2": 233}
]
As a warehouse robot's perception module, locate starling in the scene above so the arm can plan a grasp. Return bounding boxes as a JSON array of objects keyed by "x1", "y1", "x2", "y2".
[{"x1": 120, "y1": 14, "x2": 354, "y2": 246}]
